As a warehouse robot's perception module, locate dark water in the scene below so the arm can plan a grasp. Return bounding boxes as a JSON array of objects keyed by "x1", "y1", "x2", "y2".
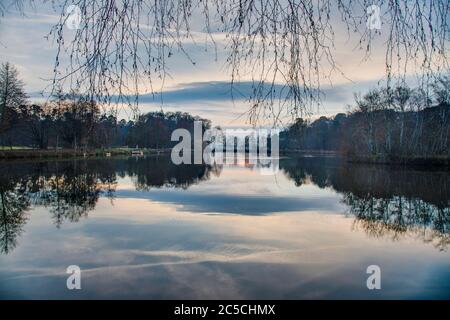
[{"x1": 0, "y1": 155, "x2": 449, "y2": 299}]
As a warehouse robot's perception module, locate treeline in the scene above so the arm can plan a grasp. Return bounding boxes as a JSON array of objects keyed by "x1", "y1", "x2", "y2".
[
  {"x1": 2, "y1": 61, "x2": 448, "y2": 157},
  {"x1": 4, "y1": 98, "x2": 210, "y2": 150},
  {"x1": 0, "y1": 63, "x2": 210, "y2": 149},
  {"x1": 281, "y1": 79, "x2": 449, "y2": 159}
]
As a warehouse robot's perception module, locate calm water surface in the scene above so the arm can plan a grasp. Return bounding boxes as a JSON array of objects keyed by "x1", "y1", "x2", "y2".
[{"x1": 0, "y1": 155, "x2": 449, "y2": 299}]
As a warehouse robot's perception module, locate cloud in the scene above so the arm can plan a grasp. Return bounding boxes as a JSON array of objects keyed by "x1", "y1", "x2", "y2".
[
  {"x1": 113, "y1": 188, "x2": 343, "y2": 215},
  {"x1": 29, "y1": 79, "x2": 383, "y2": 126},
  {"x1": 0, "y1": 5, "x2": 397, "y2": 125},
  {"x1": 130, "y1": 79, "x2": 386, "y2": 105},
  {"x1": 134, "y1": 78, "x2": 399, "y2": 125}
]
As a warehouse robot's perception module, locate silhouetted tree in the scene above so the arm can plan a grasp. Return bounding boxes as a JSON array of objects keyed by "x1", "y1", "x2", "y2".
[
  {"x1": 0, "y1": 62, "x2": 27, "y2": 147},
  {"x1": 51, "y1": 93, "x2": 100, "y2": 150},
  {"x1": 19, "y1": 104, "x2": 53, "y2": 149},
  {"x1": 281, "y1": 80, "x2": 449, "y2": 160},
  {"x1": 2, "y1": 1, "x2": 447, "y2": 123}
]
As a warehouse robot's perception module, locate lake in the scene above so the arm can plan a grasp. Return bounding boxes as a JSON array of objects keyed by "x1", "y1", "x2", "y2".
[{"x1": 0, "y1": 155, "x2": 449, "y2": 299}]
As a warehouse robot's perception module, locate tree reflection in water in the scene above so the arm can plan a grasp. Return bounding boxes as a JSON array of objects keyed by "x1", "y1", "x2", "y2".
[
  {"x1": 20, "y1": 160, "x2": 118, "y2": 227},
  {"x1": 0, "y1": 156, "x2": 217, "y2": 253},
  {"x1": 0, "y1": 155, "x2": 448, "y2": 254},
  {"x1": 0, "y1": 172, "x2": 30, "y2": 254},
  {"x1": 280, "y1": 156, "x2": 450, "y2": 251},
  {"x1": 125, "y1": 156, "x2": 222, "y2": 190}
]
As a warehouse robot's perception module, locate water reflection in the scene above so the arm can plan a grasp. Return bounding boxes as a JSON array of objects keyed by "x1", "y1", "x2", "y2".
[
  {"x1": 0, "y1": 175, "x2": 29, "y2": 254},
  {"x1": 280, "y1": 157, "x2": 450, "y2": 251},
  {"x1": 0, "y1": 155, "x2": 448, "y2": 256},
  {"x1": 0, "y1": 157, "x2": 219, "y2": 254}
]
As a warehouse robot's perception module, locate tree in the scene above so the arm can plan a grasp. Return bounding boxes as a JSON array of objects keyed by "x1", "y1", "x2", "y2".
[
  {"x1": 432, "y1": 76, "x2": 450, "y2": 107},
  {"x1": 392, "y1": 85, "x2": 413, "y2": 154},
  {"x1": 280, "y1": 78, "x2": 448, "y2": 159},
  {"x1": 49, "y1": 92, "x2": 100, "y2": 150},
  {"x1": 354, "y1": 89, "x2": 384, "y2": 155},
  {"x1": 430, "y1": 77, "x2": 450, "y2": 155},
  {"x1": 0, "y1": 62, "x2": 27, "y2": 147},
  {"x1": 3, "y1": 0, "x2": 445, "y2": 124},
  {"x1": 19, "y1": 104, "x2": 54, "y2": 149},
  {"x1": 94, "y1": 114, "x2": 119, "y2": 148},
  {"x1": 125, "y1": 111, "x2": 210, "y2": 149}
]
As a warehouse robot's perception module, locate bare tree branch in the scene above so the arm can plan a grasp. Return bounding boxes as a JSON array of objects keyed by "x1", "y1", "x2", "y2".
[{"x1": 2, "y1": 1, "x2": 449, "y2": 124}]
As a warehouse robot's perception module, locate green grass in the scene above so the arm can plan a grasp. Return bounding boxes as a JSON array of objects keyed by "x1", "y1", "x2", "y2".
[
  {"x1": 0, "y1": 146, "x2": 171, "y2": 160},
  {"x1": 0, "y1": 146, "x2": 35, "y2": 150}
]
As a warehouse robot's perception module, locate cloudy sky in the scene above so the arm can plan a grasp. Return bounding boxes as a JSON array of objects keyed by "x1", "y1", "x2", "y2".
[{"x1": 0, "y1": 3, "x2": 394, "y2": 127}]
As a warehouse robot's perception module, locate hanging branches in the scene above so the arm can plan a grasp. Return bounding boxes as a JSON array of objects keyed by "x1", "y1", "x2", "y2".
[{"x1": 2, "y1": 0, "x2": 449, "y2": 124}]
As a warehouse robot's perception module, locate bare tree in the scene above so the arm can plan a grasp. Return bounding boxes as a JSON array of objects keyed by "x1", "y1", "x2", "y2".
[
  {"x1": 0, "y1": 62, "x2": 27, "y2": 147},
  {"x1": 0, "y1": 0, "x2": 30, "y2": 16},
  {"x1": 354, "y1": 89, "x2": 384, "y2": 155},
  {"x1": 430, "y1": 76, "x2": 449, "y2": 155},
  {"x1": 432, "y1": 75, "x2": 450, "y2": 106},
  {"x1": 392, "y1": 85, "x2": 412, "y2": 153},
  {"x1": 2, "y1": 1, "x2": 449, "y2": 124}
]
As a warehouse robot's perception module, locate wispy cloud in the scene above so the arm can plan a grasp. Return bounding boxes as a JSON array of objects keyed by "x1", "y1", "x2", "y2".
[{"x1": 0, "y1": 5, "x2": 393, "y2": 125}]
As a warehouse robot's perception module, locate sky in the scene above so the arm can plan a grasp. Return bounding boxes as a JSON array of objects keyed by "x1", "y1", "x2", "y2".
[{"x1": 0, "y1": 3, "x2": 401, "y2": 127}]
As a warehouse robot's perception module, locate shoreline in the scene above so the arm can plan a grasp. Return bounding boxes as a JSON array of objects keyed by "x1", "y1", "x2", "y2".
[
  {"x1": 280, "y1": 150, "x2": 450, "y2": 167},
  {"x1": 0, "y1": 147, "x2": 171, "y2": 160},
  {"x1": 0, "y1": 148, "x2": 448, "y2": 167},
  {"x1": 346, "y1": 154, "x2": 450, "y2": 167}
]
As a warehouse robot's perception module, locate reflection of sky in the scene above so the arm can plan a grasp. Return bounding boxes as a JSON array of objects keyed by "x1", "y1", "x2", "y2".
[
  {"x1": 0, "y1": 166, "x2": 449, "y2": 299},
  {"x1": 116, "y1": 166, "x2": 346, "y2": 214}
]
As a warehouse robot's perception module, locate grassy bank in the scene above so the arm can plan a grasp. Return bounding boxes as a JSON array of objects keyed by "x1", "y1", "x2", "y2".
[
  {"x1": 1, "y1": 147, "x2": 448, "y2": 167},
  {"x1": 280, "y1": 149, "x2": 449, "y2": 167},
  {"x1": 346, "y1": 154, "x2": 450, "y2": 167},
  {"x1": 280, "y1": 149, "x2": 340, "y2": 156},
  {"x1": 0, "y1": 147, "x2": 171, "y2": 159}
]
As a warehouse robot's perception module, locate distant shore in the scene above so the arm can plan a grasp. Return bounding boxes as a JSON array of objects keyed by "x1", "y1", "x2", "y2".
[
  {"x1": 346, "y1": 154, "x2": 450, "y2": 167},
  {"x1": 0, "y1": 147, "x2": 171, "y2": 160},
  {"x1": 281, "y1": 150, "x2": 450, "y2": 167},
  {"x1": 0, "y1": 147, "x2": 448, "y2": 167}
]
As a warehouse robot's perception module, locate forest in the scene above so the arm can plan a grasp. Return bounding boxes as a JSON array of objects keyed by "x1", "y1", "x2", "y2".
[
  {"x1": 280, "y1": 78, "x2": 449, "y2": 161},
  {"x1": 0, "y1": 62, "x2": 210, "y2": 150},
  {"x1": 1, "y1": 62, "x2": 448, "y2": 163}
]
